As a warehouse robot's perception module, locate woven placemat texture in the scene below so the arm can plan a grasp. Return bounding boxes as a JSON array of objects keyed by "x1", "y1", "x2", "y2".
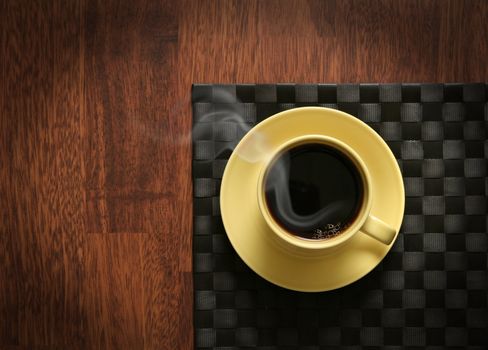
[{"x1": 192, "y1": 83, "x2": 488, "y2": 349}]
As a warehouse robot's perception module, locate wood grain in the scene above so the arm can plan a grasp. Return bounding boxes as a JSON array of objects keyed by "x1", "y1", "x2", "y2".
[
  {"x1": 1, "y1": 0, "x2": 487, "y2": 348},
  {"x1": 83, "y1": 234, "x2": 144, "y2": 349}
]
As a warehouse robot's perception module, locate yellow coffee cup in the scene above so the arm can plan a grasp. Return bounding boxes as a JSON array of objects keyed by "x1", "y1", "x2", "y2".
[{"x1": 256, "y1": 134, "x2": 396, "y2": 257}]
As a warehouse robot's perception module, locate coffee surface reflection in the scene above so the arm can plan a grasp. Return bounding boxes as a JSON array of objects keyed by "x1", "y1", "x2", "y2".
[{"x1": 264, "y1": 143, "x2": 363, "y2": 240}]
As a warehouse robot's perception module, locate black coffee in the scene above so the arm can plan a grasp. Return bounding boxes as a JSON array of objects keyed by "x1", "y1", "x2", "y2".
[{"x1": 264, "y1": 143, "x2": 363, "y2": 240}]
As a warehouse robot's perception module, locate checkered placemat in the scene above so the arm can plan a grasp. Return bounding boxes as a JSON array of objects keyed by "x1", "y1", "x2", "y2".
[{"x1": 192, "y1": 84, "x2": 488, "y2": 349}]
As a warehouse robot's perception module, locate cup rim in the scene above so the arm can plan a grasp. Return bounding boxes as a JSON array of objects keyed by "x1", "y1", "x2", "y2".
[{"x1": 256, "y1": 134, "x2": 373, "y2": 251}]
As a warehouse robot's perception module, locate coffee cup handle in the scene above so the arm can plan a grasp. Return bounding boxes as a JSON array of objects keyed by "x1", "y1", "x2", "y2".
[{"x1": 360, "y1": 215, "x2": 396, "y2": 245}]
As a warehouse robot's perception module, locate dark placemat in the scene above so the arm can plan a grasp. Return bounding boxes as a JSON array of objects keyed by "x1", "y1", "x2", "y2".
[{"x1": 192, "y1": 84, "x2": 488, "y2": 349}]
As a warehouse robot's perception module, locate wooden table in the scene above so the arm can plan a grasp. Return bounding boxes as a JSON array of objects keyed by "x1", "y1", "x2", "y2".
[{"x1": 1, "y1": 0, "x2": 487, "y2": 348}]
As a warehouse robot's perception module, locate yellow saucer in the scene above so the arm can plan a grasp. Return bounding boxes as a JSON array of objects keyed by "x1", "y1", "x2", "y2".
[{"x1": 220, "y1": 107, "x2": 405, "y2": 292}]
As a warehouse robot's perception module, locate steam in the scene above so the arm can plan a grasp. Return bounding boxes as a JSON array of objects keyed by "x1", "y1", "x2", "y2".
[
  {"x1": 194, "y1": 87, "x2": 352, "y2": 235},
  {"x1": 265, "y1": 152, "x2": 354, "y2": 234},
  {"x1": 193, "y1": 87, "x2": 270, "y2": 163}
]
